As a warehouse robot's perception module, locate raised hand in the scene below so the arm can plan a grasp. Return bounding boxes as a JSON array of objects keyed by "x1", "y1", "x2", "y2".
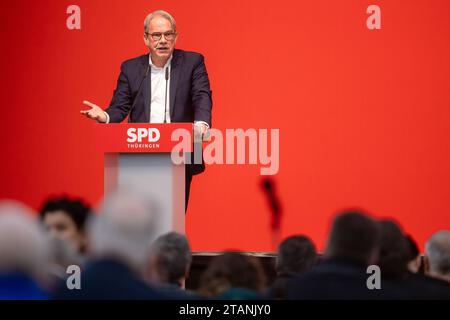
[{"x1": 80, "y1": 100, "x2": 107, "y2": 123}]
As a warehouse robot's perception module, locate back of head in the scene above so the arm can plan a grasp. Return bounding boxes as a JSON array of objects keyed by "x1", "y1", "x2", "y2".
[
  {"x1": 277, "y1": 235, "x2": 317, "y2": 276},
  {"x1": 378, "y1": 220, "x2": 411, "y2": 279},
  {"x1": 325, "y1": 210, "x2": 380, "y2": 266},
  {"x1": 149, "y1": 232, "x2": 191, "y2": 286},
  {"x1": 199, "y1": 252, "x2": 266, "y2": 298},
  {"x1": 425, "y1": 230, "x2": 450, "y2": 281},
  {"x1": 88, "y1": 190, "x2": 160, "y2": 273},
  {"x1": 0, "y1": 200, "x2": 48, "y2": 278}
]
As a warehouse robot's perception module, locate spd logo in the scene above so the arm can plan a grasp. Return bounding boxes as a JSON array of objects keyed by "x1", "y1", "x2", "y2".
[{"x1": 126, "y1": 128, "x2": 160, "y2": 143}]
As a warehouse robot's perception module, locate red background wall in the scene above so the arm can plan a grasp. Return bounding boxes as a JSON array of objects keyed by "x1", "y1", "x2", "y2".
[{"x1": 1, "y1": 0, "x2": 449, "y2": 252}]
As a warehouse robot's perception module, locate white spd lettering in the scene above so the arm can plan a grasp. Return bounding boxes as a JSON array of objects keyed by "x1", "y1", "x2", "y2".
[{"x1": 127, "y1": 128, "x2": 160, "y2": 143}]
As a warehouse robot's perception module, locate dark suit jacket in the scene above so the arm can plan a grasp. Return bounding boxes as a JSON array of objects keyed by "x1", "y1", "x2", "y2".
[
  {"x1": 105, "y1": 49, "x2": 212, "y2": 125},
  {"x1": 104, "y1": 49, "x2": 212, "y2": 175}
]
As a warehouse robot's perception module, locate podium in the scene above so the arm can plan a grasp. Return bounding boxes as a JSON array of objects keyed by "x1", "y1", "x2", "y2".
[{"x1": 95, "y1": 123, "x2": 193, "y2": 236}]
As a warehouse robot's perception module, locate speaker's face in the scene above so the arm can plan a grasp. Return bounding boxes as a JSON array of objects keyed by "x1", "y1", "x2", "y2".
[{"x1": 144, "y1": 16, "x2": 178, "y2": 63}]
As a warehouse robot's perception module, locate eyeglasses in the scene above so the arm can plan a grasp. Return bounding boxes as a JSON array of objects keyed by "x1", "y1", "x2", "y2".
[{"x1": 146, "y1": 31, "x2": 176, "y2": 41}]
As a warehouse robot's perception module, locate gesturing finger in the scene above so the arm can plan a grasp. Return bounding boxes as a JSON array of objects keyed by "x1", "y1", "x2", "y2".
[{"x1": 83, "y1": 100, "x2": 97, "y2": 109}]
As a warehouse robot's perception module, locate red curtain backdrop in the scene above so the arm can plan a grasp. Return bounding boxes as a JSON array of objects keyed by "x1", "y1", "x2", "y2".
[{"x1": 1, "y1": 0, "x2": 449, "y2": 251}]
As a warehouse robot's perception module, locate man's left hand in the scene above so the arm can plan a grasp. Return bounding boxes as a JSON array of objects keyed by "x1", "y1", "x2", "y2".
[
  {"x1": 194, "y1": 122, "x2": 209, "y2": 141},
  {"x1": 195, "y1": 123, "x2": 208, "y2": 135}
]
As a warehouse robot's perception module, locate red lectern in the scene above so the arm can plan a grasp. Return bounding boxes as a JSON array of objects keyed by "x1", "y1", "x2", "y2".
[{"x1": 95, "y1": 123, "x2": 193, "y2": 236}]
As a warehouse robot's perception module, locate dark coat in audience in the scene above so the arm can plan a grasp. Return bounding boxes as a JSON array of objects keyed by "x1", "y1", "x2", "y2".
[
  {"x1": 153, "y1": 282, "x2": 200, "y2": 300},
  {"x1": 53, "y1": 258, "x2": 168, "y2": 300},
  {"x1": 384, "y1": 273, "x2": 450, "y2": 299},
  {"x1": 285, "y1": 258, "x2": 400, "y2": 300},
  {"x1": 268, "y1": 273, "x2": 295, "y2": 299},
  {"x1": 0, "y1": 273, "x2": 48, "y2": 300}
]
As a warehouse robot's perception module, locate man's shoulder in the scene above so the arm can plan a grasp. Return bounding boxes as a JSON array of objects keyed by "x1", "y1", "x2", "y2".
[
  {"x1": 120, "y1": 54, "x2": 148, "y2": 69},
  {"x1": 176, "y1": 49, "x2": 204, "y2": 58},
  {"x1": 174, "y1": 49, "x2": 205, "y2": 63}
]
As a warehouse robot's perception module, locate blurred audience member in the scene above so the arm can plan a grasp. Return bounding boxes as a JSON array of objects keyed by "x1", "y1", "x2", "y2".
[
  {"x1": 40, "y1": 196, "x2": 91, "y2": 255},
  {"x1": 146, "y1": 232, "x2": 198, "y2": 298},
  {"x1": 0, "y1": 201, "x2": 49, "y2": 299},
  {"x1": 378, "y1": 220, "x2": 411, "y2": 280},
  {"x1": 286, "y1": 210, "x2": 392, "y2": 299},
  {"x1": 405, "y1": 234, "x2": 423, "y2": 274},
  {"x1": 425, "y1": 231, "x2": 450, "y2": 284},
  {"x1": 54, "y1": 191, "x2": 166, "y2": 299},
  {"x1": 270, "y1": 235, "x2": 317, "y2": 299},
  {"x1": 198, "y1": 252, "x2": 266, "y2": 299},
  {"x1": 377, "y1": 221, "x2": 450, "y2": 299},
  {"x1": 147, "y1": 232, "x2": 191, "y2": 287},
  {"x1": 45, "y1": 237, "x2": 83, "y2": 291}
]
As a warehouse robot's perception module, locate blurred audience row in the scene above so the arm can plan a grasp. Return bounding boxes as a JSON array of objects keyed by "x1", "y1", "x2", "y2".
[{"x1": 0, "y1": 194, "x2": 449, "y2": 300}]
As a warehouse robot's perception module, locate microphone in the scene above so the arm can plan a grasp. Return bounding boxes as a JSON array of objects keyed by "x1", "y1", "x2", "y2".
[
  {"x1": 164, "y1": 66, "x2": 169, "y2": 123},
  {"x1": 261, "y1": 177, "x2": 283, "y2": 250},
  {"x1": 128, "y1": 65, "x2": 150, "y2": 123}
]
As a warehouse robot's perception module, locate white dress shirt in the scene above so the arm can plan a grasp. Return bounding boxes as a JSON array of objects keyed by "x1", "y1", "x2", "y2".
[{"x1": 149, "y1": 54, "x2": 172, "y2": 123}]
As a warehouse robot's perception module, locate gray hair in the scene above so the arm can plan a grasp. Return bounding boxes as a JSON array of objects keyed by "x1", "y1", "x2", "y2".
[
  {"x1": 88, "y1": 190, "x2": 160, "y2": 272},
  {"x1": 425, "y1": 230, "x2": 450, "y2": 276},
  {"x1": 149, "y1": 232, "x2": 191, "y2": 284},
  {"x1": 0, "y1": 200, "x2": 48, "y2": 278},
  {"x1": 144, "y1": 10, "x2": 177, "y2": 34}
]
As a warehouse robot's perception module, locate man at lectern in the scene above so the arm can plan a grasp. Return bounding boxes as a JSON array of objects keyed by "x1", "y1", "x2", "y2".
[{"x1": 80, "y1": 10, "x2": 212, "y2": 209}]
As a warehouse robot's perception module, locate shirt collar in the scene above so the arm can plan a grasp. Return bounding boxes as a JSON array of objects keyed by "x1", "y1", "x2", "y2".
[{"x1": 149, "y1": 53, "x2": 173, "y2": 69}]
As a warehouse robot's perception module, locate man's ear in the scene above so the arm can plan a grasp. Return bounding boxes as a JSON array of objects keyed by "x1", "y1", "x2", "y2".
[
  {"x1": 415, "y1": 255, "x2": 422, "y2": 271},
  {"x1": 143, "y1": 34, "x2": 150, "y2": 47},
  {"x1": 146, "y1": 255, "x2": 159, "y2": 282}
]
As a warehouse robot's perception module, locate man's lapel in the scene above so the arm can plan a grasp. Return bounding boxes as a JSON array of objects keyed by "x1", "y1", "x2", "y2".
[
  {"x1": 170, "y1": 49, "x2": 183, "y2": 120},
  {"x1": 141, "y1": 54, "x2": 151, "y2": 122}
]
